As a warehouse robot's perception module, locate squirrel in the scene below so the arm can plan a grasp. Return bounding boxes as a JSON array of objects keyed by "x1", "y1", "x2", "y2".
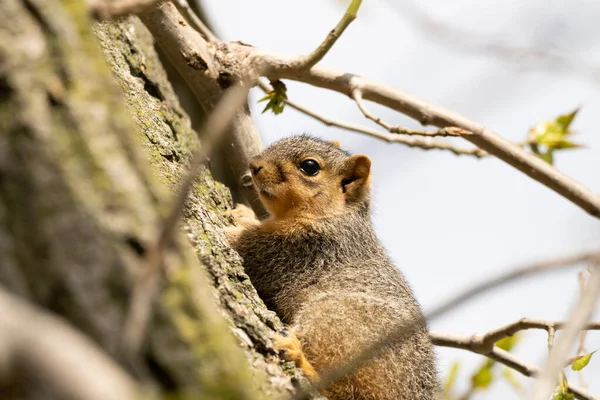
[{"x1": 225, "y1": 135, "x2": 437, "y2": 400}]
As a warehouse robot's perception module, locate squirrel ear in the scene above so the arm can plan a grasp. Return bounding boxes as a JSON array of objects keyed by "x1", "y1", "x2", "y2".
[
  {"x1": 330, "y1": 140, "x2": 341, "y2": 148},
  {"x1": 341, "y1": 154, "x2": 371, "y2": 203}
]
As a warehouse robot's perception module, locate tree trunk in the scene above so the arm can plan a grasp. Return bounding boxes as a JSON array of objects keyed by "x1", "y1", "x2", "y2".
[{"x1": 0, "y1": 0, "x2": 300, "y2": 398}]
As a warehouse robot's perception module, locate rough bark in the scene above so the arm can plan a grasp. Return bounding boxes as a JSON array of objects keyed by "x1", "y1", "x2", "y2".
[
  {"x1": 138, "y1": 3, "x2": 268, "y2": 219},
  {"x1": 0, "y1": 0, "x2": 299, "y2": 398}
]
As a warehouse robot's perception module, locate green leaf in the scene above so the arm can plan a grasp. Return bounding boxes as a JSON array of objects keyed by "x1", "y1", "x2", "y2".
[
  {"x1": 553, "y1": 392, "x2": 575, "y2": 400},
  {"x1": 528, "y1": 108, "x2": 583, "y2": 163},
  {"x1": 496, "y1": 334, "x2": 519, "y2": 351},
  {"x1": 539, "y1": 150, "x2": 554, "y2": 165},
  {"x1": 471, "y1": 361, "x2": 494, "y2": 389},
  {"x1": 258, "y1": 80, "x2": 287, "y2": 115},
  {"x1": 559, "y1": 370, "x2": 569, "y2": 391},
  {"x1": 502, "y1": 368, "x2": 523, "y2": 392},
  {"x1": 571, "y1": 350, "x2": 597, "y2": 371},
  {"x1": 552, "y1": 371, "x2": 575, "y2": 400},
  {"x1": 556, "y1": 108, "x2": 579, "y2": 131},
  {"x1": 553, "y1": 140, "x2": 584, "y2": 150},
  {"x1": 443, "y1": 361, "x2": 460, "y2": 394}
]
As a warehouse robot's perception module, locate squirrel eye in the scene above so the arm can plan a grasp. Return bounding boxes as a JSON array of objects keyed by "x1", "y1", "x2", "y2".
[{"x1": 298, "y1": 159, "x2": 320, "y2": 176}]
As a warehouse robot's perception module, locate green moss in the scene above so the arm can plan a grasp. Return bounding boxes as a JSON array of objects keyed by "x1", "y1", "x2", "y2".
[
  {"x1": 92, "y1": 15, "x2": 296, "y2": 399},
  {"x1": 159, "y1": 256, "x2": 261, "y2": 400}
]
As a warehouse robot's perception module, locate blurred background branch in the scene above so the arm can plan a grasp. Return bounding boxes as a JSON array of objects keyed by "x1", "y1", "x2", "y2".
[
  {"x1": 0, "y1": 287, "x2": 139, "y2": 400},
  {"x1": 384, "y1": 0, "x2": 600, "y2": 82}
]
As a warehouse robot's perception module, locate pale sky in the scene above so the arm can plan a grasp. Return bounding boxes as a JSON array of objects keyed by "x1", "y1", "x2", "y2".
[{"x1": 203, "y1": 0, "x2": 600, "y2": 397}]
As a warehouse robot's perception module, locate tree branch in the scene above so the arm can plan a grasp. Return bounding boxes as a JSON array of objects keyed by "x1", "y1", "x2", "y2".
[
  {"x1": 140, "y1": 2, "x2": 268, "y2": 218},
  {"x1": 291, "y1": 0, "x2": 362, "y2": 70},
  {"x1": 141, "y1": 0, "x2": 362, "y2": 218},
  {"x1": 180, "y1": 11, "x2": 600, "y2": 219},
  {"x1": 429, "y1": 249, "x2": 600, "y2": 317},
  {"x1": 531, "y1": 262, "x2": 600, "y2": 400},
  {"x1": 352, "y1": 88, "x2": 471, "y2": 138},
  {"x1": 280, "y1": 59, "x2": 600, "y2": 220},
  {"x1": 487, "y1": 348, "x2": 595, "y2": 400},
  {"x1": 431, "y1": 318, "x2": 600, "y2": 354},
  {"x1": 577, "y1": 272, "x2": 591, "y2": 389},
  {"x1": 0, "y1": 286, "x2": 138, "y2": 400},
  {"x1": 258, "y1": 80, "x2": 487, "y2": 157},
  {"x1": 430, "y1": 327, "x2": 599, "y2": 400},
  {"x1": 172, "y1": 0, "x2": 218, "y2": 42},
  {"x1": 216, "y1": 41, "x2": 600, "y2": 217}
]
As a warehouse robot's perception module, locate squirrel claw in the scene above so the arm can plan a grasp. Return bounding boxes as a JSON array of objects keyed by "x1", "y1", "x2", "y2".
[
  {"x1": 278, "y1": 347, "x2": 289, "y2": 359},
  {"x1": 225, "y1": 203, "x2": 260, "y2": 229},
  {"x1": 274, "y1": 330, "x2": 319, "y2": 380},
  {"x1": 224, "y1": 204, "x2": 261, "y2": 244}
]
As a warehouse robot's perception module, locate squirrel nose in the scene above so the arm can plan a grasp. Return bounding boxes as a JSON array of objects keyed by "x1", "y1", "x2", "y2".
[{"x1": 249, "y1": 161, "x2": 263, "y2": 176}]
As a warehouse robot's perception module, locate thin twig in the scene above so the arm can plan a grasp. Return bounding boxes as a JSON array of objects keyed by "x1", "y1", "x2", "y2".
[
  {"x1": 432, "y1": 319, "x2": 600, "y2": 352},
  {"x1": 431, "y1": 331, "x2": 597, "y2": 400},
  {"x1": 456, "y1": 388, "x2": 475, "y2": 400},
  {"x1": 181, "y1": 0, "x2": 484, "y2": 169},
  {"x1": 155, "y1": 1, "x2": 600, "y2": 221},
  {"x1": 430, "y1": 250, "x2": 600, "y2": 317},
  {"x1": 432, "y1": 318, "x2": 600, "y2": 355},
  {"x1": 0, "y1": 287, "x2": 138, "y2": 400},
  {"x1": 486, "y1": 348, "x2": 595, "y2": 400},
  {"x1": 531, "y1": 261, "x2": 600, "y2": 400},
  {"x1": 352, "y1": 88, "x2": 472, "y2": 138},
  {"x1": 578, "y1": 272, "x2": 589, "y2": 354},
  {"x1": 578, "y1": 271, "x2": 590, "y2": 389},
  {"x1": 160, "y1": 0, "x2": 600, "y2": 217},
  {"x1": 257, "y1": 81, "x2": 487, "y2": 157},
  {"x1": 548, "y1": 325, "x2": 556, "y2": 352},
  {"x1": 292, "y1": 0, "x2": 362, "y2": 70},
  {"x1": 121, "y1": 81, "x2": 254, "y2": 355},
  {"x1": 289, "y1": 249, "x2": 599, "y2": 400},
  {"x1": 233, "y1": 47, "x2": 600, "y2": 218},
  {"x1": 173, "y1": 0, "x2": 218, "y2": 42}
]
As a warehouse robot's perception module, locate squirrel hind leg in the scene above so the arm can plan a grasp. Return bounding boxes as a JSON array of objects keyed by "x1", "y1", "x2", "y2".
[{"x1": 274, "y1": 330, "x2": 320, "y2": 381}]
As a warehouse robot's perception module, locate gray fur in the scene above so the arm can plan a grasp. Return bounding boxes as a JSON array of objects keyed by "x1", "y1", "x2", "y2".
[{"x1": 232, "y1": 136, "x2": 438, "y2": 400}]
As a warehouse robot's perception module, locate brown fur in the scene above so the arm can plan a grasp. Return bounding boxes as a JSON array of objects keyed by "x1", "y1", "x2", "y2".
[
  {"x1": 227, "y1": 135, "x2": 438, "y2": 400},
  {"x1": 274, "y1": 329, "x2": 319, "y2": 380}
]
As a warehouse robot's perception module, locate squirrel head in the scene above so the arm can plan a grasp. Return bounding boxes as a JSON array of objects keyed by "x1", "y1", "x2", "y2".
[{"x1": 249, "y1": 135, "x2": 371, "y2": 220}]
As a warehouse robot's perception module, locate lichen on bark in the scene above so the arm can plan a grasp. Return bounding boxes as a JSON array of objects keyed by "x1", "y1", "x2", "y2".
[
  {"x1": 95, "y1": 14, "x2": 304, "y2": 398},
  {"x1": 0, "y1": 0, "x2": 300, "y2": 398}
]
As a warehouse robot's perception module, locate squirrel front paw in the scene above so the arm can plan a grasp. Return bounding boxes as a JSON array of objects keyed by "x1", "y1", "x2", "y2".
[
  {"x1": 224, "y1": 203, "x2": 260, "y2": 243},
  {"x1": 226, "y1": 203, "x2": 259, "y2": 228},
  {"x1": 274, "y1": 329, "x2": 319, "y2": 381}
]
